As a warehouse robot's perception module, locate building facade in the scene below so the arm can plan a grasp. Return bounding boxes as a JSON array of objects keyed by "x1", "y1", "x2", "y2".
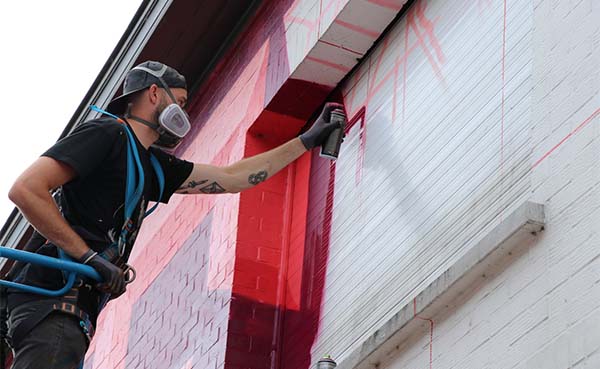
[{"x1": 2, "y1": 0, "x2": 599, "y2": 368}]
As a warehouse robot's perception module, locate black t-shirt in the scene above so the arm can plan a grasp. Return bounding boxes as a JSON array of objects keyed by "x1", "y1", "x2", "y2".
[
  {"x1": 8, "y1": 117, "x2": 193, "y2": 322},
  {"x1": 47, "y1": 117, "x2": 192, "y2": 247}
]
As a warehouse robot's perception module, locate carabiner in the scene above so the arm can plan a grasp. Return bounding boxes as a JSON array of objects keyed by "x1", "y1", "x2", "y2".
[{"x1": 123, "y1": 264, "x2": 137, "y2": 284}]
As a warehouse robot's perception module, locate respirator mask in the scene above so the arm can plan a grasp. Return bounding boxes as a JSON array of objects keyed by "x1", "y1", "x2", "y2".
[{"x1": 126, "y1": 64, "x2": 191, "y2": 149}]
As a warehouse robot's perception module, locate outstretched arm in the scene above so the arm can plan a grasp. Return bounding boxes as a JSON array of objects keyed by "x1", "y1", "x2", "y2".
[
  {"x1": 177, "y1": 138, "x2": 307, "y2": 194},
  {"x1": 176, "y1": 103, "x2": 345, "y2": 195}
]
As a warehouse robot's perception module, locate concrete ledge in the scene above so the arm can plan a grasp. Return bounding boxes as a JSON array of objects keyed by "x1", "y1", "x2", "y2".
[{"x1": 337, "y1": 201, "x2": 545, "y2": 369}]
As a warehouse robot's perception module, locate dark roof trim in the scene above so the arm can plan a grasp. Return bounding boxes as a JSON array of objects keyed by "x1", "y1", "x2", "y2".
[{"x1": 189, "y1": 0, "x2": 263, "y2": 94}]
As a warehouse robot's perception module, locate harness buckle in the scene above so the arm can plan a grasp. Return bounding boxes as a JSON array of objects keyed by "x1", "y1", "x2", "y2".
[
  {"x1": 124, "y1": 219, "x2": 134, "y2": 232},
  {"x1": 123, "y1": 264, "x2": 137, "y2": 284}
]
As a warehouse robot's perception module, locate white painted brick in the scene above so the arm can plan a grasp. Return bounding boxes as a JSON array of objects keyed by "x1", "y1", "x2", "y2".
[{"x1": 312, "y1": 0, "x2": 599, "y2": 366}]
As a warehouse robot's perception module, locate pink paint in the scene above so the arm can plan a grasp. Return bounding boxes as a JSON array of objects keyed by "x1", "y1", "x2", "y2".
[
  {"x1": 366, "y1": 0, "x2": 405, "y2": 11},
  {"x1": 334, "y1": 19, "x2": 380, "y2": 38},
  {"x1": 414, "y1": 2, "x2": 445, "y2": 64},
  {"x1": 532, "y1": 107, "x2": 600, "y2": 169},
  {"x1": 368, "y1": 38, "x2": 390, "y2": 101},
  {"x1": 343, "y1": 106, "x2": 367, "y2": 185},
  {"x1": 407, "y1": 3, "x2": 446, "y2": 85},
  {"x1": 306, "y1": 55, "x2": 352, "y2": 72},
  {"x1": 349, "y1": 0, "x2": 446, "y2": 112}
]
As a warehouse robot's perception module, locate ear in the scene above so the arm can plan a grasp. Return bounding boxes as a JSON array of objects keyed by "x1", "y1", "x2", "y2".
[{"x1": 147, "y1": 84, "x2": 161, "y2": 105}]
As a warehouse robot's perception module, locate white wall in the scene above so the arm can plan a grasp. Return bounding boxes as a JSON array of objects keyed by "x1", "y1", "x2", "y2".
[{"x1": 311, "y1": 0, "x2": 600, "y2": 367}]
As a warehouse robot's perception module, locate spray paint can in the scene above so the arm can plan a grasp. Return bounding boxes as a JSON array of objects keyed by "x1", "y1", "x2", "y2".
[
  {"x1": 320, "y1": 109, "x2": 346, "y2": 160},
  {"x1": 316, "y1": 355, "x2": 337, "y2": 369}
]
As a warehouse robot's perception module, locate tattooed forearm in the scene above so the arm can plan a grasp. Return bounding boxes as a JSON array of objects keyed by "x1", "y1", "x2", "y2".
[
  {"x1": 199, "y1": 182, "x2": 226, "y2": 194},
  {"x1": 178, "y1": 179, "x2": 208, "y2": 190},
  {"x1": 248, "y1": 171, "x2": 268, "y2": 185}
]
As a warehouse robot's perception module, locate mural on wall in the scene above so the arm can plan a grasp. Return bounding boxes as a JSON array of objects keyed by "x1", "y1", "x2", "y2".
[{"x1": 307, "y1": 0, "x2": 534, "y2": 363}]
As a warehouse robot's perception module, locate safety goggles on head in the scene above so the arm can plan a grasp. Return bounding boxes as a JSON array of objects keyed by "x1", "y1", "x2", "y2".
[{"x1": 126, "y1": 64, "x2": 191, "y2": 149}]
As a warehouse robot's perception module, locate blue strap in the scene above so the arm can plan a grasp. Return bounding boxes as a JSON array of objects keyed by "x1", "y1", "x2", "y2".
[
  {"x1": 89, "y1": 105, "x2": 119, "y2": 120},
  {"x1": 89, "y1": 105, "x2": 165, "y2": 231},
  {"x1": 0, "y1": 247, "x2": 102, "y2": 297},
  {"x1": 146, "y1": 154, "x2": 165, "y2": 216},
  {"x1": 122, "y1": 125, "x2": 145, "y2": 221}
]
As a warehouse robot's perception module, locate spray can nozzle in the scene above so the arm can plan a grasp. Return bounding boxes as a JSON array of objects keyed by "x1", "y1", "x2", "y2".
[{"x1": 317, "y1": 355, "x2": 337, "y2": 369}]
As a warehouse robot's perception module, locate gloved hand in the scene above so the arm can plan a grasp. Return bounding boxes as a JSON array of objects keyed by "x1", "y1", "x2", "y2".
[
  {"x1": 299, "y1": 102, "x2": 346, "y2": 149},
  {"x1": 79, "y1": 249, "x2": 126, "y2": 297}
]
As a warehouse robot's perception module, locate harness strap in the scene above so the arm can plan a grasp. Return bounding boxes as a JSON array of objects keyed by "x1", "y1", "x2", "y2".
[{"x1": 89, "y1": 105, "x2": 165, "y2": 265}]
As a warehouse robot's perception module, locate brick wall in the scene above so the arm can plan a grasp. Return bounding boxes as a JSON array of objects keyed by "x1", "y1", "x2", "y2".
[{"x1": 85, "y1": 0, "x2": 353, "y2": 368}]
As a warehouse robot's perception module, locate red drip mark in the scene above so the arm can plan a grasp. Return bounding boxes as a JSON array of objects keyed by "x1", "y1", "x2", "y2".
[
  {"x1": 532, "y1": 107, "x2": 600, "y2": 169},
  {"x1": 357, "y1": 116, "x2": 367, "y2": 185},
  {"x1": 345, "y1": 107, "x2": 367, "y2": 185},
  {"x1": 413, "y1": 298, "x2": 434, "y2": 369},
  {"x1": 334, "y1": 19, "x2": 380, "y2": 38},
  {"x1": 346, "y1": 72, "x2": 361, "y2": 114},
  {"x1": 318, "y1": 39, "x2": 363, "y2": 56},
  {"x1": 306, "y1": 56, "x2": 352, "y2": 72},
  {"x1": 366, "y1": 0, "x2": 405, "y2": 11}
]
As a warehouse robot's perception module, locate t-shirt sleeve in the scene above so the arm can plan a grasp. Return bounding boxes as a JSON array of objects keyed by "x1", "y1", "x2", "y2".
[
  {"x1": 42, "y1": 120, "x2": 118, "y2": 179},
  {"x1": 149, "y1": 148, "x2": 194, "y2": 204}
]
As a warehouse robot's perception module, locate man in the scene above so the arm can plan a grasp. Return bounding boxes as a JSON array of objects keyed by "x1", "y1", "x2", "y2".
[{"x1": 6, "y1": 61, "x2": 344, "y2": 369}]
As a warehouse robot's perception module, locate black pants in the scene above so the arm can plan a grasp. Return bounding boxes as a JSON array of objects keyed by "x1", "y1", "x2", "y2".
[{"x1": 8, "y1": 303, "x2": 88, "y2": 369}]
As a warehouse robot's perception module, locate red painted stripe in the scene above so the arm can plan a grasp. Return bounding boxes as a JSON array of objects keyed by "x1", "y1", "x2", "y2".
[
  {"x1": 366, "y1": 0, "x2": 405, "y2": 11},
  {"x1": 532, "y1": 107, "x2": 600, "y2": 169},
  {"x1": 306, "y1": 56, "x2": 351, "y2": 72},
  {"x1": 368, "y1": 38, "x2": 390, "y2": 99},
  {"x1": 334, "y1": 19, "x2": 380, "y2": 38},
  {"x1": 344, "y1": 107, "x2": 368, "y2": 185},
  {"x1": 415, "y1": 2, "x2": 445, "y2": 64},
  {"x1": 408, "y1": 9, "x2": 445, "y2": 84}
]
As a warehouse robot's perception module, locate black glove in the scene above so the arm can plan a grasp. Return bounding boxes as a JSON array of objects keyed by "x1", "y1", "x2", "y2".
[
  {"x1": 79, "y1": 250, "x2": 126, "y2": 297},
  {"x1": 300, "y1": 102, "x2": 346, "y2": 149}
]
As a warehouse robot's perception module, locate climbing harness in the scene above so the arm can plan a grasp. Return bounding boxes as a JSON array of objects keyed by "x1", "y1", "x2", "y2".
[
  {"x1": 0, "y1": 105, "x2": 166, "y2": 369},
  {"x1": 89, "y1": 105, "x2": 165, "y2": 268}
]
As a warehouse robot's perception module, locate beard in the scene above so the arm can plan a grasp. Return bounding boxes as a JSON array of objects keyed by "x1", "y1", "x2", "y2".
[{"x1": 153, "y1": 95, "x2": 170, "y2": 123}]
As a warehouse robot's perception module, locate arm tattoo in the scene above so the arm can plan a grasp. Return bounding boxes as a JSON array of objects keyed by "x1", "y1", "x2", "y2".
[
  {"x1": 178, "y1": 179, "x2": 208, "y2": 191},
  {"x1": 199, "y1": 182, "x2": 226, "y2": 194},
  {"x1": 248, "y1": 170, "x2": 268, "y2": 185}
]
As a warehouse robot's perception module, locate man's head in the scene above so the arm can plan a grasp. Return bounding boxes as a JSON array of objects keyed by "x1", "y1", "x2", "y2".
[
  {"x1": 107, "y1": 60, "x2": 188, "y2": 115},
  {"x1": 107, "y1": 61, "x2": 191, "y2": 149}
]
